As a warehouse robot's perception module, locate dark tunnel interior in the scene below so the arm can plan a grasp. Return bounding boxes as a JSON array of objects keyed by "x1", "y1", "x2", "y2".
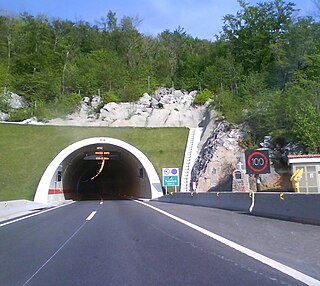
[{"x1": 60, "y1": 144, "x2": 150, "y2": 200}]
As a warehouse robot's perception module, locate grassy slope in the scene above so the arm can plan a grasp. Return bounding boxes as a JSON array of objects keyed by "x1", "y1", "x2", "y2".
[{"x1": 0, "y1": 124, "x2": 188, "y2": 201}]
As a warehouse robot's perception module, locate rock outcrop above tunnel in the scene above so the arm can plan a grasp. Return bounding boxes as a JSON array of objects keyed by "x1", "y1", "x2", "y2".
[{"x1": 47, "y1": 88, "x2": 207, "y2": 128}]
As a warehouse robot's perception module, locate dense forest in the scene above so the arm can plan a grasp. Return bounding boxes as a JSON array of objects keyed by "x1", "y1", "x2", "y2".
[{"x1": 0, "y1": 0, "x2": 319, "y2": 152}]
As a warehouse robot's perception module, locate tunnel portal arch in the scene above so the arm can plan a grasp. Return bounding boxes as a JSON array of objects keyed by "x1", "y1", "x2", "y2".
[{"x1": 34, "y1": 137, "x2": 163, "y2": 204}]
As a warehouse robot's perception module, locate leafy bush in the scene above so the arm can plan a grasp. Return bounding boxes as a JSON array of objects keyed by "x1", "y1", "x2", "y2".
[
  {"x1": 59, "y1": 93, "x2": 82, "y2": 114},
  {"x1": 216, "y1": 91, "x2": 245, "y2": 124},
  {"x1": 0, "y1": 91, "x2": 10, "y2": 113},
  {"x1": 193, "y1": 89, "x2": 213, "y2": 105},
  {"x1": 7, "y1": 107, "x2": 33, "y2": 122},
  {"x1": 102, "y1": 91, "x2": 120, "y2": 104},
  {"x1": 33, "y1": 102, "x2": 62, "y2": 121},
  {"x1": 286, "y1": 98, "x2": 320, "y2": 153},
  {"x1": 33, "y1": 93, "x2": 82, "y2": 120}
]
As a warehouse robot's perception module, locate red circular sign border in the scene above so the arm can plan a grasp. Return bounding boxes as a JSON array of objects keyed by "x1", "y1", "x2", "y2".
[{"x1": 247, "y1": 151, "x2": 269, "y2": 173}]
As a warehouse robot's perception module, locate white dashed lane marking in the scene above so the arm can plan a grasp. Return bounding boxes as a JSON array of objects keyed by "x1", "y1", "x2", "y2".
[{"x1": 86, "y1": 211, "x2": 97, "y2": 221}]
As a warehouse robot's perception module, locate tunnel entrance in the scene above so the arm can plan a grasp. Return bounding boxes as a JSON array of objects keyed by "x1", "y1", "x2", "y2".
[
  {"x1": 77, "y1": 159, "x2": 131, "y2": 201},
  {"x1": 34, "y1": 137, "x2": 163, "y2": 204},
  {"x1": 63, "y1": 144, "x2": 142, "y2": 201}
]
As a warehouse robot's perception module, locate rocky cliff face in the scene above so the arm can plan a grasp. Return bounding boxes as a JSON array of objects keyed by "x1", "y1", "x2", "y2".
[{"x1": 191, "y1": 120, "x2": 247, "y2": 192}]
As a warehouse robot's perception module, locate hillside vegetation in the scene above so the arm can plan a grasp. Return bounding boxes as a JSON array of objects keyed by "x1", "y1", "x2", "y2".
[
  {"x1": 0, "y1": 124, "x2": 188, "y2": 200},
  {"x1": 0, "y1": 0, "x2": 319, "y2": 152}
]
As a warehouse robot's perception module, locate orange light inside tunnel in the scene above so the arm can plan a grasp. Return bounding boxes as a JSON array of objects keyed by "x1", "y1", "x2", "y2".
[
  {"x1": 90, "y1": 157, "x2": 108, "y2": 180},
  {"x1": 95, "y1": 156, "x2": 110, "y2": 160},
  {"x1": 95, "y1": 151, "x2": 110, "y2": 155}
]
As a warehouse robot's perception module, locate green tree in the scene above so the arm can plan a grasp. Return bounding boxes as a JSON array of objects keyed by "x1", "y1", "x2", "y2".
[
  {"x1": 222, "y1": 0, "x2": 295, "y2": 79},
  {"x1": 286, "y1": 97, "x2": 320, "y2": 152},
  {"x1": 0, "y1": 62, "x2": 13, "y2": 91},
  {"x1": 203, "y1": 50, "x2": 243, "y2": 95},
  {"x1": 66, "y1": 49, "x2": 128, "y2": 96}
]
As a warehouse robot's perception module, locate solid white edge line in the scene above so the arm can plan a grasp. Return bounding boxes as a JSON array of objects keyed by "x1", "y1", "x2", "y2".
[
  {"x1": 134, "y1": 200, "x2": 320, "y2": 286},
  {"x1": 86, "y1": 211, "x2": 97, "y2": 221},
  {"x1": 0, "y1": 201, "x2": 76, "y2": 227}
]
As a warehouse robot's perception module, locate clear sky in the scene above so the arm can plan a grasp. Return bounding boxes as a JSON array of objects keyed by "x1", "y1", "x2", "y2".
[{"x1": 0, "y1": 0, "x2": 316, "y2": 40}]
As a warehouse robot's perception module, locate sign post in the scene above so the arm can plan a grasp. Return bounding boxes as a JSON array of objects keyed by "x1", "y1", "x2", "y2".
[
  {"x1": 162, "y1": 168, "x2": 180, "y2": 194},
  {"x1": 245, "y1": 149, "x2": 270, "y2": 191}
]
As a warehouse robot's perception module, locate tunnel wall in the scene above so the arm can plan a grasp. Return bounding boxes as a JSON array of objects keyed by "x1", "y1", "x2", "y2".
[
  {"x1": 47, "y1": 165, "x2": 64, "y2": 204},
  {"x1": 34, "y1": 137, "x2": 163, "y2": 204}
]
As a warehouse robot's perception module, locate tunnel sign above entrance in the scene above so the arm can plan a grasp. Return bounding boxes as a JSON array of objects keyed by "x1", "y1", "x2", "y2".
[
  {"x1": 162, "y1": 168, "x2": 180, "y2": 187},
  {"x1": 84, "y1": 151, "x2": 121, "y2": 161}
]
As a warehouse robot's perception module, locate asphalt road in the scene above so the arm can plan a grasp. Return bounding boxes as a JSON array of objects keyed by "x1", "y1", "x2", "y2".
[{"x1": 0, "y1": 200, "x2": 319, "y2": 286}]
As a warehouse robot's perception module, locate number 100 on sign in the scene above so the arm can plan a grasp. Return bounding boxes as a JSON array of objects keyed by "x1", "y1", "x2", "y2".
[{"x1": 245, "y1": 150, "x2": 270, "y2": 174}]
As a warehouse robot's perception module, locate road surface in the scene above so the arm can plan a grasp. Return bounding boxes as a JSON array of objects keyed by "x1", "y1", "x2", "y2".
[{"x1": 1, "y1": 200, "x2": 319, "y2": 285}]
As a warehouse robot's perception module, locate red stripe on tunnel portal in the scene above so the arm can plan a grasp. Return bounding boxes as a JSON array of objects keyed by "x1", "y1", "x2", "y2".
[{"x1": 48, "y1": 189, "x2": 64, "y2": 195}]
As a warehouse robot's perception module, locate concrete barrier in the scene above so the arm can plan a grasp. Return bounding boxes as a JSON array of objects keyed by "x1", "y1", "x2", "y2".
[
  {"x1": 0, "y1": 200, "x2": 51, "y2": 222},
  {"x1": 155, "y1": 192, "x2": 252, "y2": 212},
  {"x1": 251, "y1": 192, "x2": 320, "y2": 225},
  {"x1": 154, "y1": 192, "x2": 320, "y2": 225}
]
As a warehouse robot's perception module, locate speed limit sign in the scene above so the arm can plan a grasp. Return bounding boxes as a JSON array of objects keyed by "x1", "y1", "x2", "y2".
[{"x1": 245, "y1": 150, "x2": 270, "y2": 174}]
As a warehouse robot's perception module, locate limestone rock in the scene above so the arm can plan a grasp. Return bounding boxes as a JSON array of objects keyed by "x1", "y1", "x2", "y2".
[
  {"x1": 20, "y1": 117, "x2": 44, "y2": 125},
  {"x1": 0, "y1": 110, "x2": 8, "y2": 121},
  {"x1": 9, "y1": 92, "x2": 25, "y2": 109},
  {"x1": 91, "y1": 95, "x2": 101, "y2": 109},
  {"x1": 191, "y1": 121, "x2": 247, "y2": 192},
  {"x1": 51, "y1": 88, "x2": 202, "y2": 128},
  {"x1": 138, "y1": 93, "x2": 151, "y2": 106}
]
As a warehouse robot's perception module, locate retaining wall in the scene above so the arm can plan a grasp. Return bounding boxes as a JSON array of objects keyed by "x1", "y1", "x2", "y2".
[{"x1": 154, "y1": 192, "x2": 320, "y2": 225}]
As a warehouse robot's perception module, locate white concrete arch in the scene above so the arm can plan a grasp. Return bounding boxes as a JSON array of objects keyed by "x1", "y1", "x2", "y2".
[{"x1": 34, "y1": 137, "x2": 163, "y2": 204}]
